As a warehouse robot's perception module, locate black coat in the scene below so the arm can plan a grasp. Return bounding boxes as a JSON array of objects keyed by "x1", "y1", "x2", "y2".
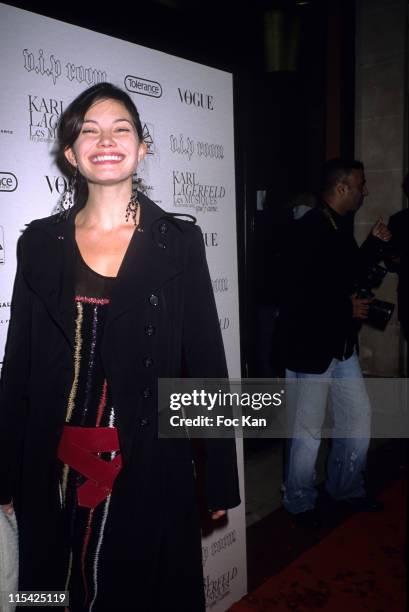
[
  {"x1": 0, "y1": 193, "x2": 240, "y2": 607},
  {"x1": 277, "y1": 205, "x2": 383, "y2": 373}
]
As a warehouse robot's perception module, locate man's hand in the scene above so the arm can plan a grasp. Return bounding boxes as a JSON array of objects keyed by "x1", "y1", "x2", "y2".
[
  {"x1": 371, "y1": 217, "x2": 392, "y2": 242},
  {"x1": 351, "y1": 293, "x2": 372, "y2": 319},
  {"x1": 211, "y1": 510, "x2": 226, "y2": 520},
  {"x1": 0, "y1": 502, "x2": 14, "y2": 516}
]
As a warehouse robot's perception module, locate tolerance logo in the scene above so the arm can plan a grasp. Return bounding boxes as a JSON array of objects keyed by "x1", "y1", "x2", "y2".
[
  {"x1": 28, "y1": 95, "x2": 63, "y2": 143},
  {"x1": 0, "y1": 172, "x2": 18, "y2": 192},
  {"x1": 124, "y1": 75, "x2": 162, "y2": 98}
]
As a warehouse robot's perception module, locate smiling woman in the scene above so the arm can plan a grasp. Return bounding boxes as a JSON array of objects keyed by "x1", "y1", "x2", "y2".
[{"x1": 0, "y1": 83, "x2": 240, "y2": 612}]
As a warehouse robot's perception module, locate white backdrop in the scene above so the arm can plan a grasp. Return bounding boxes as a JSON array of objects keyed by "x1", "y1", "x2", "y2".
[{"x1": 0, "y1": 3, "x2": 247, "y2": 609}]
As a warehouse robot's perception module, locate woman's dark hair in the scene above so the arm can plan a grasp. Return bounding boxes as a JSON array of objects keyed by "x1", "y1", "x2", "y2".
[{"x1": 55, "y1": 82, "x2": 144, "y2": 206}]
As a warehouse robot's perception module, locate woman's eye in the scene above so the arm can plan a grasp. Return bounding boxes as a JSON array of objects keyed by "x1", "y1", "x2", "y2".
[
  {"x1": 116, "y1": 128, "x2": 130, "y2": 133},
  {"x1": 81, "y1": 129, "x2": 97, "y2": 134}
]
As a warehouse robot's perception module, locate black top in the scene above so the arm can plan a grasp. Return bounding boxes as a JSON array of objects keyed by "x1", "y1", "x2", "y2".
[{"x1": 75, "y1": 241, "x2": 115, "y2": 298}]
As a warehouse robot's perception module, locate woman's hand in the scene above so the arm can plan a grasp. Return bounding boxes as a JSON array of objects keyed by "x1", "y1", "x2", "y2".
[
  {"x1": 1, "y1": 502, "x2": 14, "y2": 516},
  {"x1": 211, "y1": 510, "x2": 226, "y2": 520}
]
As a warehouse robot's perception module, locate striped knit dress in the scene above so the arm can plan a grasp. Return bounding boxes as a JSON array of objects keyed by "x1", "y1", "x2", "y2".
[{"x1": 59, "y1": 244, "x2": 117, "y2": 612}]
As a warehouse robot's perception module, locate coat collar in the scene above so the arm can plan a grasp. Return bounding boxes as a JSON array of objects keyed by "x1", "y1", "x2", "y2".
[{"x1": 23, "y1": 194, "x2": 181, "y2": 350}]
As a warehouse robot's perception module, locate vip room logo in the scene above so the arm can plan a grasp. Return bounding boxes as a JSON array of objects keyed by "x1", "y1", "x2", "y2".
[
  {"x1": 177, "y1": 88, "x2": 214, "y2": 110},
  {"x1": 0, "y1": 172, "x2": 18, "y2": 192},
  {"x1": 0, "y1": 226, "x2": 5, "y2": 265},
  {"x1": 172, "y1": 171, "x2": 225, "y2": 213},
  {"x1": 29, "y1": 95, "x2": 63, "y2": 143},
  {"x1": 170, "y1": 134, "x2": 224, "y2": 161},
  {"x1": 23, "y1": 48, "x2": 61, "y2": 85},
  {"x1": 212, "y1": 277, "x2": 228, "y2": 293},
  {"x1": 23, "y1": 48, "x2": 108, "y2": 87},
  {"x1": 124, "y1": 75, "x2": 162, "y2": 98}
]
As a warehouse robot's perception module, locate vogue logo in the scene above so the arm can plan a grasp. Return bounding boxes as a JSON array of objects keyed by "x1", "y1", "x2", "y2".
[
  {"x1": 0, "y1": 172, "x2": 18, "y2": 192},
  {"x1": 177, "y1": 88, "x2": 214, "y2": 110},
  {"x1": 203, "y1": 232, "x2": 218, "y2": 247},
  {"x1": 124, "y1": 75, "x2": 162, "y2": 98},
  {"x1": 45, "y1": 175, "x2": 68, "y2": 194},
  {"x1": 219, "y1": 317, "x2": 230, "y2": 330}
]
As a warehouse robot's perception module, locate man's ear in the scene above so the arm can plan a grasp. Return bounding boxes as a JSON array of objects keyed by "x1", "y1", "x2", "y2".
[
  {"x1": 64, "y1": 147, "x2": 77, "y2": 168},
  {"x1": 336, "y1": 181, "x2": 348, "y2": 197}
]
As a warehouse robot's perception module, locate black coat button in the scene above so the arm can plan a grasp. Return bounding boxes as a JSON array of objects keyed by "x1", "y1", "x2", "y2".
[
  {"x1": 139, "y1": 417, "x2": 150, "y2": 427},
  {"x1": 149, "y1": 294, "x2": 159, "y2": 307},
  {"x1": 145, "y1": 323, "x2": 155, "y2": 336},
  {"x1": 143, "y1": 357, "x2": 153, "y2": 368},
  {"x1": 159, "y1": 222, "x2": 168, "y2": 235},
  {"x1": 142, "y1": 387, "x2": 152, "y2": 399}
]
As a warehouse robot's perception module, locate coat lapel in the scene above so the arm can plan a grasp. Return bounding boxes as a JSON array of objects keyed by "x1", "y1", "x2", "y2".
[
  {"x1": 22, "y1": 213, "x2": 76, "y2": 350},
  {"x1": 105, "y1": 194, "x2": 181, "y2": 328},
  {"x1": 23, "y1": 195, "x2": 180, "y2": 348}
]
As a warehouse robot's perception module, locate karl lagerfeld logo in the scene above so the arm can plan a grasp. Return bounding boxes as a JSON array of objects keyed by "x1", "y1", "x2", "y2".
[
  {"x1": 0, "y1": 300, "x2": 11, "y2": 326},
  {"x1": 124, "y1": 75, "x2": 162, "y2": 98},
  {"x1": 173, "y1": 171, "x2": 225, "y2": 213},
  {"x1": 0, "y1": 226, "x2": 4, "y2": 265},
  {"x1": 45, "y1": 175, "x2": 69, "y2": 194},
  {"x1": 178, "y1": 88, "x2": 214, "y2": 110},
  {"x1": 142, "y1": 123, "x2": 155, "y2": 155},
  {"x1": 170, "y1": 134, "x2": 224, "y2": 161},
  {"x1": 23, "y1": 49, "x2": 107, "y2": 86},
  {"x1": 0, "y1": 172, "x2": 18, "y2": 192},
  {"x1": 29, "y1": 95, "x2": 63, "y2": 143},
  {"x1": 204, "y1": 566, "x2": 238, "y2": 606}
]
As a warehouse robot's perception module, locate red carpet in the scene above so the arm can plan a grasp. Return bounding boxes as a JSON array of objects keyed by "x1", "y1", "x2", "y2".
[{"x1": 230, "y1": 478, "x2": 406, "y2": 611}]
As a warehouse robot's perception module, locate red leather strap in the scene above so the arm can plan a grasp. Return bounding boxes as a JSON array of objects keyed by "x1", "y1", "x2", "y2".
[{"x1": 58, "y1": 426, "x2": 123, "y2": 508}]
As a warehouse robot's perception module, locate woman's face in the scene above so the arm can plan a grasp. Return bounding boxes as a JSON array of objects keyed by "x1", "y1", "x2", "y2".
[{"x1": 64, "y1": 98, "x2": 146, "y2": 186}]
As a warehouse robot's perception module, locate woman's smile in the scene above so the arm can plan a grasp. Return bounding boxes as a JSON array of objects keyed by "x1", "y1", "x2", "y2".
[{"x1": 90, "y1": 153, "x2": 125, "y2": 164}]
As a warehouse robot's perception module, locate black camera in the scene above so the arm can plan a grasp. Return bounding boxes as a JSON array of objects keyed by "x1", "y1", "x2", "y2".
[{"x1": 355, "y1": 264, "x2": 395, "y2": 331}]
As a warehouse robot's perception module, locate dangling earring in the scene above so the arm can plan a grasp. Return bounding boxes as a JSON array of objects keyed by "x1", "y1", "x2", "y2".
[
  {"x1": 59, "y1": 167, "x2": 77, "y2": 219},
  {"x1": 125, "y1": 192, "x2": 140, "y2": 227}
]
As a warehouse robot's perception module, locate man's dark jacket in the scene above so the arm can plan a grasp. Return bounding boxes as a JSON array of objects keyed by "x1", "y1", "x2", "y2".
[{"x1": 277, "y1": 205, "x2": 382, "y2": 374}]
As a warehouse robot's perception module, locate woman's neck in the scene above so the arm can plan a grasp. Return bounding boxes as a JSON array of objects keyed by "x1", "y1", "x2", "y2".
[{"x1": 76, "y1": 180, "x2": 137, "y2": 230}]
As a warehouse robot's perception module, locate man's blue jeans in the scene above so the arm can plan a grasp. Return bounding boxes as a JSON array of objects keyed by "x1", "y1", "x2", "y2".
[{"x1": 282, "y1": 352, "x2": 371, "y2": 514}]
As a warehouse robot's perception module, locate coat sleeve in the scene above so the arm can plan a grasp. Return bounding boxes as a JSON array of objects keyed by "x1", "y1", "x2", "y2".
[
  {"x1": 0, "y1": 235, "x2": 32, "y2": 505},
  {"x1": 182, "y1": 225, "x2": 241, "y2": 511}
]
